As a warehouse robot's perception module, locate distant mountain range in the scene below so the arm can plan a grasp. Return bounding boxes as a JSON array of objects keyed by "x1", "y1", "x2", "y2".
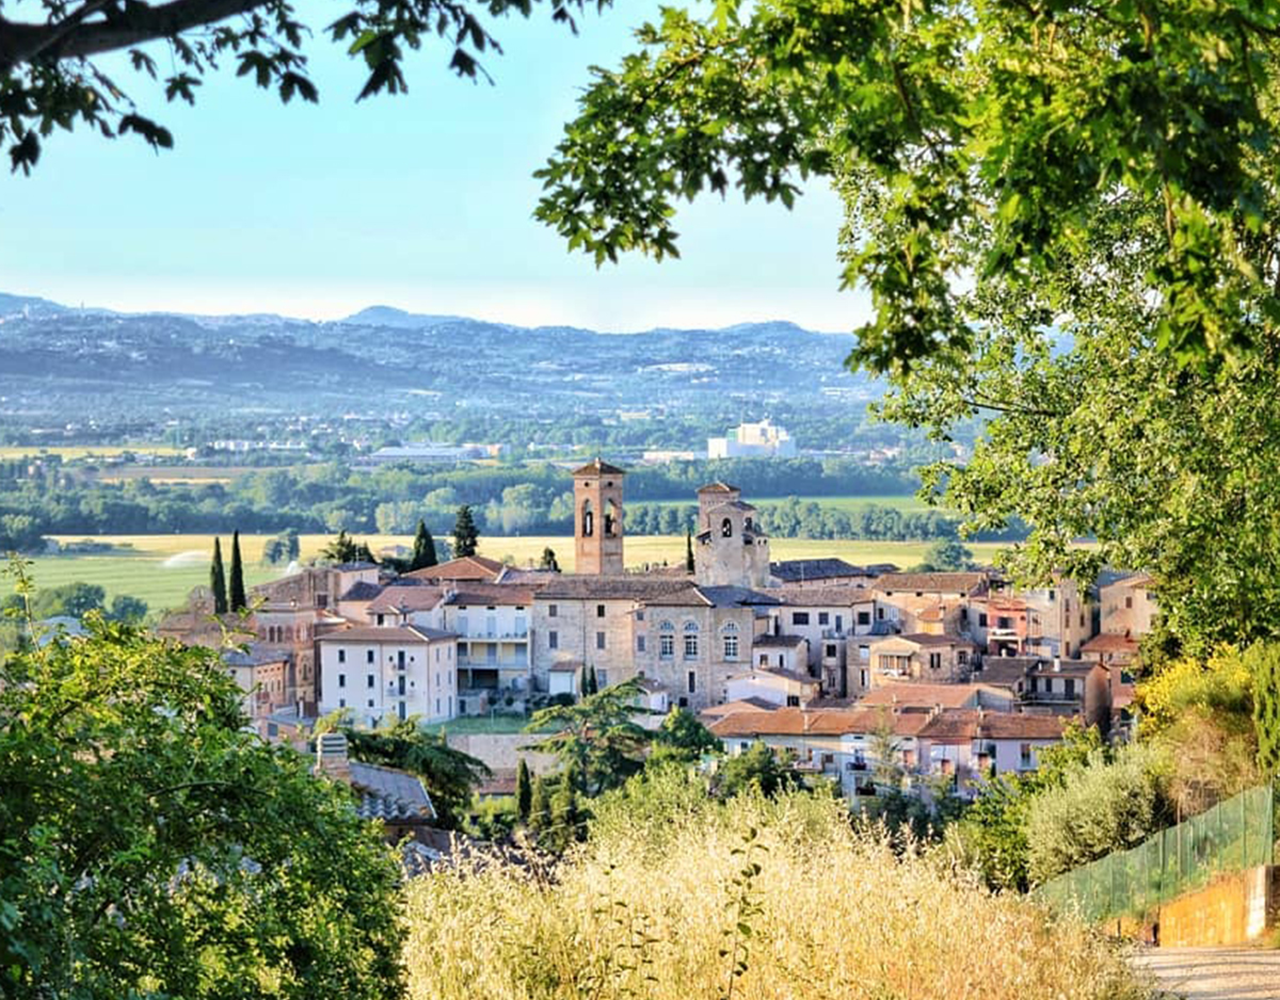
[{"x1": 0, "y1": 291, "x2": 873, "y2": 435}]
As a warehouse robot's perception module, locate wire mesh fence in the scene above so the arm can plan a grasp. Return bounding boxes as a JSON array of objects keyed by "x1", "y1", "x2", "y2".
[{"x1": 1036, "y1": 782, "x2": 1276, "y2": 923}]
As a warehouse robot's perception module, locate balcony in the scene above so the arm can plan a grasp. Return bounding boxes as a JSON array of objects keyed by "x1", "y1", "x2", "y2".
[
  {"x1": 461, "y1": 630, "x2": 529, "y2": 641},
  {"x1": 459, "y1": 657, "x2": 529, "y2": 670}
]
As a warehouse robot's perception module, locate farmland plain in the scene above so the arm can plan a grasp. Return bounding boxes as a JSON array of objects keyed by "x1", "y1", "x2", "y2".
[{"x1": 13, "y1": 533, "x2": 1011, "y2": 614}]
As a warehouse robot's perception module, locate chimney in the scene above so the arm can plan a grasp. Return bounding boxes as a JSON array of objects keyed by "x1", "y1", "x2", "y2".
[
  {"x1": 1053, "y1": 656, "x2": 1062, "y2": 672},
  {"x1": 316, "y1": 731, "x2": 351, "y2": 782}
]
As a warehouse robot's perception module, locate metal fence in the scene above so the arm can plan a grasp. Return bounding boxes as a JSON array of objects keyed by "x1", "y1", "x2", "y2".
[{"x1": 1036, "y1": 782, "x2": 1276, "y2": 923}]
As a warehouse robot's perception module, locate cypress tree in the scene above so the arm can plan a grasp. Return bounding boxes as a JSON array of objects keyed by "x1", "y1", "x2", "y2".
[
  {"x1": 210, "y1": 537, "x2": 228, "y2": 615},
  {"x1": 1248, "y1": 642, "x2": 1280, "y2": 775},
  {"x1": 685, "y1": 528, "x2": 695, "y2": 573},
  {"x1": 411, "y1": 519, "x2": 438, "y2": 570},
  {"x1": 578, "y1": 664, "x2": 590, "y2": 700},
  {"x1": 229, "y1": 530, "x2": 247, "y2": 612},
  {"x1": 529, "y1": 776, "x2": 550, "y2": 834},
  {"x1": 453, "y1": 504, "x2": 479, "y2": 558},
  {"x1": 516, "y1": 759, "x2": 532, "y2": 823},
  {"x1": 587, "y1": 665, "x2": 599, "y2": 695}
]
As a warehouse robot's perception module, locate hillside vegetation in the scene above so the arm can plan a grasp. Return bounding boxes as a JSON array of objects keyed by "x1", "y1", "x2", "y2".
[{"x1": 403, "y1": 780, "x2": 1151, "y2": 1000}]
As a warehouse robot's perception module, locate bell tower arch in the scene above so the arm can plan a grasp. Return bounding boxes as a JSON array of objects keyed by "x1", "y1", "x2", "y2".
[{"x1": 573, "y1": 458, "x2": 625, "y2": 575}]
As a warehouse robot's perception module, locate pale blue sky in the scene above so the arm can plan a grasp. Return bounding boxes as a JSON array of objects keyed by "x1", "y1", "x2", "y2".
[{"x1": 0, "y1": 1, "x2": 865, "y2": 331}]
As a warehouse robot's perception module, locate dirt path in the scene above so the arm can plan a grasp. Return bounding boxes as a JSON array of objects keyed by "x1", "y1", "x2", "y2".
[{"x1": 1134, "y1": 947, "x2": 1280, "y2": 999}]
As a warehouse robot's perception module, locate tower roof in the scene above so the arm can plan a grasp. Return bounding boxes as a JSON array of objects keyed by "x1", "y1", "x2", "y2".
[
  {"x1": 572, "y1": 457, "x2": 627, "y2": 477},
  {"x1": 697, "y1": 480, "x2": 740, "y2": 494}
]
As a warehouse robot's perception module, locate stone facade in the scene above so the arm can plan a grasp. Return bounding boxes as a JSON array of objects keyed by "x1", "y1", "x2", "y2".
[
  {"x1": 693, "y1": 482, "x2": 771, "y2": 589},
  {"x1": 573, "y1": 458, "x2": 625, "y2": 575}
]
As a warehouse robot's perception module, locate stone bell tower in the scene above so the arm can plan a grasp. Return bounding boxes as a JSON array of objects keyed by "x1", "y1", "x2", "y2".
[{"x1": 573, "y1": 458, "x2": 625, "y2": 575}]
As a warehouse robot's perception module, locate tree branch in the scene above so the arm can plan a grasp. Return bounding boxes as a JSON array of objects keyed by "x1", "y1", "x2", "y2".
[{"x1": 0, "y1": 0, "x2": 274, "y2": 70}]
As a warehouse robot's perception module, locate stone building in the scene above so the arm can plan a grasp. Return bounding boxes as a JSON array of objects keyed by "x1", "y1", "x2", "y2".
[
  {"x1": 693, "y1": 481, "x2": 771, "y2": 589},
  {"x1": 573, "y1": 458, "x2": 626, "y2": 575}
]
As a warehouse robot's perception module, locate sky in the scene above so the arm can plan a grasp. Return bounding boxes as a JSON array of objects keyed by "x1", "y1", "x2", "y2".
[{"x1": 0, "y1": 1, "x2": 868, "y2": 332}]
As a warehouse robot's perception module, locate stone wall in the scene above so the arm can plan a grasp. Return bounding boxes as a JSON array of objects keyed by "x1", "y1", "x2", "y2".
[
  {"x1": 445, "y1": 732, "x2": 559, "y2": 776},
  {"x1": 1158, "y1": 865, "x2": 1278, "y2": 947}
]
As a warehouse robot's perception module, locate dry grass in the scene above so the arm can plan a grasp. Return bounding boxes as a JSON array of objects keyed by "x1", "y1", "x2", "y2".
[{"x1": 403, "y1": 790, "x2": 1151, "y2": 1000}]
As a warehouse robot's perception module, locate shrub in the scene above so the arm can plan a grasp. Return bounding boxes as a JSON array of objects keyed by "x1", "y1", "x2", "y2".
[{"x1": 403, "y1": 789, "x2": 1151, "y2": 1000}]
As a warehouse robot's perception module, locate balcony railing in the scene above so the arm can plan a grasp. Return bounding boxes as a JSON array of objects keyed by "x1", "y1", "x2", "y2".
[
  {"x1": 459, "y1": 658, "x2": 529, "y2": 670},
  {"x1": 460, "y1": 630, "x2": 529, "y2": 641}
]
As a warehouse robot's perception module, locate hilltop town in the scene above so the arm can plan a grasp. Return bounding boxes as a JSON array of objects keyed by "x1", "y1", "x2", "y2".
[{"x1": 158, "y1": 458, "x2": 1153, "y2": 804}]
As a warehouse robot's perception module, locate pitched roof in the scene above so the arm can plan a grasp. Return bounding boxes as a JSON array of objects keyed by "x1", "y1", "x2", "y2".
[
  {"x1": 572, "y1": 457, "x2": 627, "y2": 476},
  {"x1": 404, "y1": 555, "x2": 504, "y2": 583},
  {"x1": 704, "y1": 499, "x2": 758, "y2": 514},
  {"x1": 772, "y1": 585, "x2": 875, "y2": 607},
  {"x1": 699, "y1": 697, "x2": 778, "y2": 719},
  {"x1": 753, "y1": 634, "x2": 807, "y2": 648},
  {"x1": 770, "y1": 558, "x2": 869, "y2": 583},
  {"x1": 1082, "y1": 632, "x2": 1141, "y2": 654},
  {"x1": 316, "y1": 624, "x2": 455, "y2": 643},
  {"x1": 918, "y1": 709, "x2": 1068, "y2": 742},
  {"x1": 536, "y1": 575, "x2": 696, "y2": 601},
  {"x1": 348, "y1": 761, "x2": 437, "y2": 822},
  {"x1": 730, "y1": 665, "x2": 817, "y2": 684},
  {"x1": 367, "y1": 585, "x2": 448, "y2": 614},
  {"x1": 443, "y1": 584, "x2": 538, "y2": 606},
  {"x1": 221, "y1": 642, "x2": 287, "y2": 667},
  {"x1": 859, "y1": 683, "x2": 1010, "y2": 710},
  {"x1": 697, "y1": 481, "x2": 740, "y2": 494},
  {"x1": 339, "y1": 580, "x2": 384, "y2": 602},
  {"x1": 872, "y1": 632, "x2": 977, "y2": 648},
  {"x1": 708, "y1": 706, "x2": 930, "y2": 739},
  {"x1": 875, "y1": 572, "x2": 991, "y2": 595}
]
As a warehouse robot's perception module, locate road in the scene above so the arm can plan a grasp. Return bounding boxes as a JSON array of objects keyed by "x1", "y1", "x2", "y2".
[{"x1": 1134, "y1": 947, "x2": 1280, "y2": 999}]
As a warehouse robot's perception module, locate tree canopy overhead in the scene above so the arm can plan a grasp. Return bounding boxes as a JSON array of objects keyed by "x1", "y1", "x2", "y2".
[
  {"x1": 536, "y1": 0, "x2": 1280, "y2": 373},
  {"x1": 0, "y1": 0, "x2": 607, "y2": 172}
]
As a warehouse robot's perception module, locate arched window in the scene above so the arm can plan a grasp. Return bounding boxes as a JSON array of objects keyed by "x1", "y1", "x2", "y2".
[
  {"x1": 604, "y1": 498, "x2": 619, "y2": 537},
  {"x1": 658, "y1": 620, "x2": 675, "y2": 659},
  {"x1": 683, "y1": 621, "x2": 700, "y2": 659},
  {"x1": 721, "y1": 621, "x2": 739, "y2": 660},
  {"x1": 744, "y1": 516, "x2": 754, "y2": 532},
  {"x1": 721, "y1": 517, "x2": 733, "y2": 538},
  {"x1": 581, "y1": 499, "x2": 594, "y2": 537}
]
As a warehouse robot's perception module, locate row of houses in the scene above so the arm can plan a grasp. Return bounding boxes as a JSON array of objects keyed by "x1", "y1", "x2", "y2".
[{"x1": 161, "y1": 458, "x2": 1157, "y2": 791}]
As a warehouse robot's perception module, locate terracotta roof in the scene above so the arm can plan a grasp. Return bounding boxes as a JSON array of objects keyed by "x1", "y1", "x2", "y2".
[
  {"x1": 1082, "y1": 632, "x2": 1140, "y2": 654},
  {"x1": 918, "y1": 709, "x2": 1068, "y2": 742},
  {"x1": 573, "y1": 457, "x2": 627, "y2": 476},
  {"x1": 1108, "y1": 572, "x2": 1155, "y2": 589},
  {"x1": 709, "y1": 706, "x2": 929, "y2": 739},
  {"x1": 699, "y1": 697, "x2": 777, "y2": 719},
  {"x1": 548, "y1": 661, "x2": 583, "y2": 673},
  {"x1": 860, "y1": 683, "x2": 1010, "y2": 710},
  {"x1": 443, "y1": 584, "x2": 538, "y2": 606},
  {"x1": 404, "y1": 555, "x2": 504, "y2": 582},
  {"x1": 316, "y1": 624, "x2": 455, "y2": 643},
  {"x1": 917, "y1": 603, "x2": 947, "y2": 623},
  {"x1": 770, "y1": 559, "x2": 869, "y2": 583},
  {"x1": 697, "y1": 481, "x2": 740, "y2": 493},
  {"x1": 536, "y1": 575, "x2": 695, "y2": 601},
  {"x1": 367, "y1": 585, "x2": 448, "y2": 614},
  {"x1": 875, "y1": 572, "x2": 991, "y2": 595}
]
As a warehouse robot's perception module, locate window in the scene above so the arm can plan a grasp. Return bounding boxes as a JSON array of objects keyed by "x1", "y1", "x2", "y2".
[
  {"x1": 1049, "y1": 589, "x2": 1056, "y2": 602},
  {"x1": 548, "y1": 631, "x2": 559, "y2": 650},
  {"x1": 997, "y1": 616, "x2": 1013, "y2": 630},
  {"x1": 339, "y1": 698, "x2": 346, "y2": 708},
  {"x1": 1125, "y1": 596, "x2": 1133, "y2": 610},
  {"x1": 581, "y1": 500, "x2": 594, "y2": 536},
  {"x1": 687, "y1": 670, "x2": 697, "y2": 694},
  {"x1": 376, "y1": 614, "x2": 385, "y2": 626},
  {"x1": 367, "y1": 699, "x2": 374, "y2": 708},
  {"x1": 787, "y1": 695, "x2": 800, "y2": 707},
  {"x1": 958, "y1": 650, "x2": 969, "y2": 665},
  {"x1": 792, "y1": 612, "x2": 810, "y2": 625},
  {"x1": 397, "y1": 650, "x2": 405, "y2": 670},
  {"x1": 637, "y1": 635, "x2": 646, "y2": 653},
  {"x1": 317, "y1": 594, "x2": 328, "y2": 609},
  {"x1": 721, "y1": 517, "x2": 733, "y2": 537},
  {"x1": 929, "y1": 652, "x2": 942, "y2": 671},
  {"x1": 876, "y1": 607, "x2": 885, "y2": 621},
  {"x1": 338, "y1": 673, "x2": 346, "y2": 688},
  {"x1": 636, "y1": 610, "x2": 645, "y2": 621},
  {"x1": 1064, "y1": 678, "x2": 1076, "y2": 698},
  {"x1": 660, "y1": 634, "x2": 674, "y2": 658},
  {"x1": 825, "y1": 644, "x2": 837, "y2": 658},
  {"x1": 338, "y1": 649, "x2": 346, "y2": 664},
  {"x1": 597, "y1": 670, "x2": 608, "y2": 687},
  {"x1": 366, "y1": 649, "x2": 375, "y2": 664},
  {"x1": 818, "y1": 612, "x2": 829, "y2": 626},
  {"x1": 858, "y1": 644, "x2": 870, "y2": 661},
  {"x1": 724, "y1": 633, "x2": 739, "y2": 659},
  {"x1": 595, "y1": 631, "x2": 606, "y2": 650},
  {"x1": 597, "y1": 604, "x2": 606, "y2": 618},
  {"x1": 436, "y1": 698, "x2": 441, "y2": 714},
  {"x1": 857, "y1": 610, "x2": 871, "y2": 626},
  {"x1": 1020, "y1": 743, "x2": 1033, "y2": 768},
  {"x1": 978, "y1": 612, "x2": 988, "y2": 627},
  {"x1": 367, "y1": 674, "x2": 375, "y2": 688},
  {"x1": 959, "y1": 608, "x2": 969, "y2": 625},
  {"x1": 549, "y1": 604, "x2": 558, "y2": 618},
  {"x1": 683, "y1": 622, "x2": 699, "y2": 658}
]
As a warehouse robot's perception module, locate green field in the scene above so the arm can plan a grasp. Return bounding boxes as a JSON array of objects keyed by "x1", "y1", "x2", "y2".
[
  {"x1": 648, "y1": 494, "x2": 934, "y2": 513},
  {"x1": 9, "y1": 533, "x2": 1013, "y2": 615}
]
